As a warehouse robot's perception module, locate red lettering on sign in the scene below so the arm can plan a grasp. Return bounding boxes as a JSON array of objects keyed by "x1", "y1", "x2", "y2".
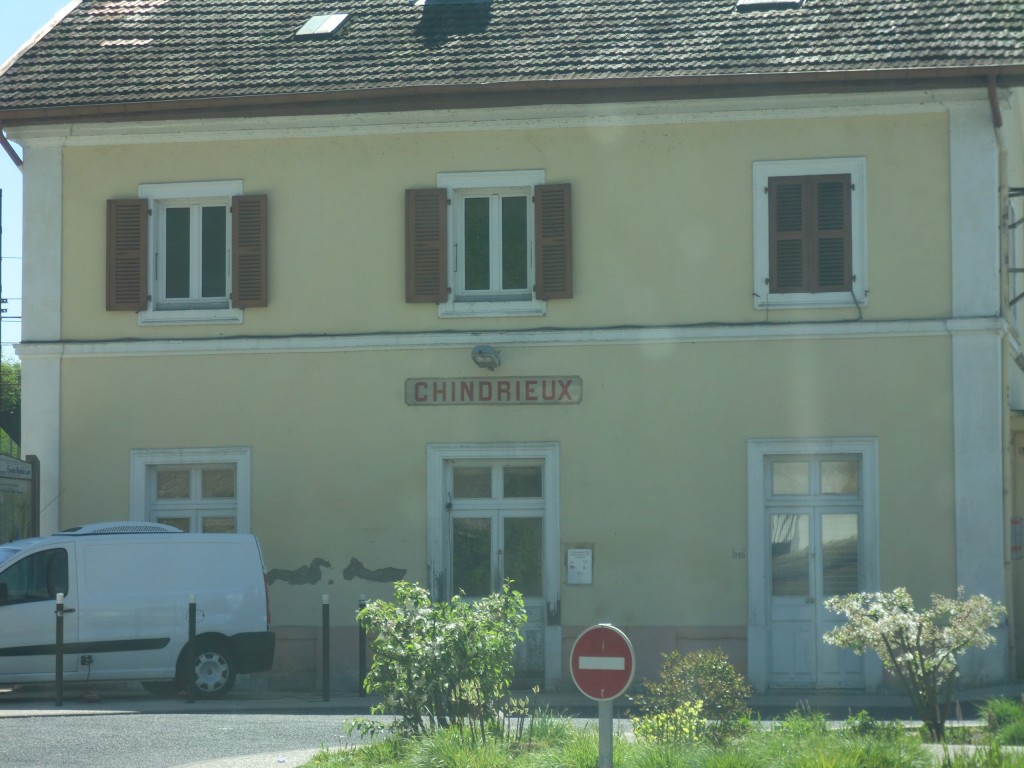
[
  {"x1": 433, "y1": 382, "x2": 447, "y2": 401},
  {"x1": 460, "y1": 381, "x2": 475, "y2": 402},
  {"x1": 525, "y1": 380, "x2": 537, "y2": 401},
  {"x1": 498, "y1": 381, "x2": 511, "y2": 400},
  {"x1": 415, "y1": 382, "x2": 428, "y2": 402},
  {"x1": 479, "y1": 381, "x2": 492, "y2": 401},
  {"x1": 542, "y1": 380, "x2": 557, "y2": 401},
  {"x1": 558, "y1": 380, "x2": 573, "y2": 400}
]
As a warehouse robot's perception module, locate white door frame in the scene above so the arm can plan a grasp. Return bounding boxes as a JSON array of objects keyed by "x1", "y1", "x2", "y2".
[
  {"x1": 427, "y1": 442, "x2": 561, "y2": 690},
  {"x1": 747, "y1": 437, "x2": 882, "y2": 691}
]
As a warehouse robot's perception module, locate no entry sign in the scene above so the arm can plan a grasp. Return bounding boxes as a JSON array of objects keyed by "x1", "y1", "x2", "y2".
[{"x1": 570, "y1": 624, "x2": 635, "y2": 701}]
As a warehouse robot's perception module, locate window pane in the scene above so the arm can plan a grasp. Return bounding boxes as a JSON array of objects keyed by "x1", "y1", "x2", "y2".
[
  {"x1": 464, "y1": 197, "x2": 490, "y2": 291},
  {"x1": 165, "y1": 207, "x2": 191, "y2": 299},
  {"x1": 503, "y1": 466, "x2": 542, "y2": 498},
  {"x1": 202, "y1": 468, "x2": 236, "y2": 499},
  {"x1": 822, "y1": 514, "x2": 859, "y2": 597},
  {"x1": 771, "y1": 514, "x2": 809, "y2": 597},
  {"x1": 0, "y1": 549, "x2": 68, "y2": 602},
  {"x1": 772, "y1": 461, "x2": 809, "y2": 495},
  {"x1": 501, "y1": 196, "x2": 527, "y2": 290},
  {"x1": 453, "y1": 518, "x2": 491, "y2": 597},
  {"x1": 822, "y1": 460, "x2": 859, "y2": 495},
  {"x1": 453, "y1": 467, "x2": 491, "y2": 498},
  {"x1": 201, "y1": 516, "x2": 236, "y2": 534},
  {"x1": 504, "y1": 517, "x2": 542, "y2": 596},
  {"x1": 201, "y1": 206, "x2": 227, "y2": 298},
  {"x1": 157, "y1": 516, "x2": 191, "y2": 532},
  {"x1": 157, "y1": 470, "x2": 191, "y2": 499}
]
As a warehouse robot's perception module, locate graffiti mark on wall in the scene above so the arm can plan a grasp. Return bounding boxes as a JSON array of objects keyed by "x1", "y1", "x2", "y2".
[
  {"x1": 267, "y1": 557, "x2": 331, "y2": 585},
  {"x1": 342, "y1": 557, "x2": 406, "y2": 583}
]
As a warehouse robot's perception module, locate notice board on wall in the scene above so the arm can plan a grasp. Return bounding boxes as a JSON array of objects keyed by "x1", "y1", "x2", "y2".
[{"x1": 0, "y1": 455, "x2": 35, "y2": 544}]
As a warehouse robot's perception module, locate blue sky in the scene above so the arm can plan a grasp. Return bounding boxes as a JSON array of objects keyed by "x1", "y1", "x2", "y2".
[{"x1": 0, "y1": 0, "x2": 75, "y2": 355}]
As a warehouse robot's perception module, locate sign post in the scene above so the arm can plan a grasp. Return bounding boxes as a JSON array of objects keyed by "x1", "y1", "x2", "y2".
[{"x1": 570, "y1": 624, "x2": 635, "y2": 768}]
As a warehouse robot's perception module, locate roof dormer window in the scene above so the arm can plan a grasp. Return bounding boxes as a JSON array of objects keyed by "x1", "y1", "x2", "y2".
[
  {"x1": 734, "y1": 0, "x2": 803, "y2": 10},
  {"x1": 294, "y1": 13, "x2": 351, "y2": 39}
]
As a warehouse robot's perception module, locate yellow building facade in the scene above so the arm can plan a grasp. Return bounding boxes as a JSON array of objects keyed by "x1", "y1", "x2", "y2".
[{"x1": 11, "y1": 87, "x2": 1024, "y2": 691}]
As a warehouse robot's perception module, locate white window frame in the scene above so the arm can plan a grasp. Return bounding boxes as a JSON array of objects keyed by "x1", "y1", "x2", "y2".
[
  {"x1": 427, "y1": 442, "x2": 561, "y2": 689},
  {"x1": 437, "y1": 170, "x2": 547, "y2": 318},
  {"x1": 1009, "y1": 198, "x2": 1024, "y2": 338},
  {"x1": 138, "y1": 181, "x2": 244, "y2": 326},
  {"x1": 130, "y1": 447, "x2": 252, "y2": 533},
  {"x1": 752, "y1": 158, "x2": 868, "y2": 309},
  {"x1": 746, "y1": 437, "x2": 881, "y2": 692}
]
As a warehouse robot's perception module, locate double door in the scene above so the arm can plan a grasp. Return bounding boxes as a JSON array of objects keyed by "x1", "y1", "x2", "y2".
[
  {"x1": 769, "y1": 508, "x2": 863, "y2": 687},
  {"x1": 447, "y1": 461, "x2": 546, "y2": 681},
  {"x1": 766, "y1": 456, "x2": 864, "y2": 689}
]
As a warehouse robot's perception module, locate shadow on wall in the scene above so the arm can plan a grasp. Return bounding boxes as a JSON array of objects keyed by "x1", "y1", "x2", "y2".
[{"x1": 266, "y1": 557, "x2": 408, "y2": 586}]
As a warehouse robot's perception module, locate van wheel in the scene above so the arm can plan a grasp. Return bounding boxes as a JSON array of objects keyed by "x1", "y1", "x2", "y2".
[
  {"x1": 187, "y1": 640, "x2": 236, "y2": 699},
  {"x1": 141, "y1": 680, "x2": 181, "y2": 697}
]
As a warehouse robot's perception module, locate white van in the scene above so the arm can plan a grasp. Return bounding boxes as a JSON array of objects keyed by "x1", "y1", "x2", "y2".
[{"x1": 0, "y1": 522, "x2": 274, "y2": 699}]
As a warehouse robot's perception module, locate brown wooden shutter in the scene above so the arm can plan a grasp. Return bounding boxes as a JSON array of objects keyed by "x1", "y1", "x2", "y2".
[
  {"x1": 534, "y1": 183, "x2": 573, "y2": 300},
  {"x1": 405, "y1": 188, "x2": 448, "y2": 303},
  {"x1": 106, "y1": 199, "x2": 149, "y2": 311},
  {"x1": 232, "y1": 194, "x2": 268, "y2": 308},
  {"x1": 768, "y1": 175, "x2": 851, "y2": 293},
  {"x1": 812, "y1": 175, "x2": 852, "y2": 291}
]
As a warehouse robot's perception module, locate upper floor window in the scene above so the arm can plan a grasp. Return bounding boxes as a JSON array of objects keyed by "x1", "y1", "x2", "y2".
[
  {"x1": 1009, "y1": 197, "x2": 1024, "y2": 337},
  {"x1": 753, "y1": 158, "x2": 867, "y2": 309},
  {"x1": 406, "y1": 170, "x2": 573, "y2": 317},
  {"x1": 106, "y1": 181, "x2": 268, "y2": 325}
]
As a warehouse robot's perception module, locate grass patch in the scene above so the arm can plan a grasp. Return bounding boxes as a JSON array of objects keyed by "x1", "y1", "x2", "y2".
[{"x1": 306, "y1": 713, "x2": 933, "y2": 768}]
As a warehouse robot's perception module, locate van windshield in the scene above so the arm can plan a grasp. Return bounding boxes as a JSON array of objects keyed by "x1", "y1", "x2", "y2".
[
  {"x1": 0, "y1": 539, "x2": 38, "y2": 568},
  {"x1": 0, "y1": 548, "x2": 20, "y2": 567}
]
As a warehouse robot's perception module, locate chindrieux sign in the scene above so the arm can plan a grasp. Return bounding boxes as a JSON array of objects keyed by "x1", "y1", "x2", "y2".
[{"x1": 405, "y1": 376, "x2": 582, "y2": 406}]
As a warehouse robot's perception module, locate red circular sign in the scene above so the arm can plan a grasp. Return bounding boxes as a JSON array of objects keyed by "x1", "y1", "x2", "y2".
[{"x1": 570, "y1": 624, "x2": 635, "y2": 701}]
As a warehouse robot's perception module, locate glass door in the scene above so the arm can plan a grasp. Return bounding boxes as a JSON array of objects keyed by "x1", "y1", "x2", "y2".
[
  {"x1": 767, "y1": 456, "x2": 864, "y2": 688},
  {"x1": 448, "y1": 462, "x2": 546, "y2": 681}
]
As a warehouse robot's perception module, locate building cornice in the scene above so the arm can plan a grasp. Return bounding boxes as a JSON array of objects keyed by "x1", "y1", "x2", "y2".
[
  {"x1": 4, "y1": 88, "x2": 993, "y2": 148},
  {"x1": 16, "y1": 317, "x2": 1006, "y2": 361},
  {"x1": 2, "y1": 65, "x2": 1021, "y2": 130}
]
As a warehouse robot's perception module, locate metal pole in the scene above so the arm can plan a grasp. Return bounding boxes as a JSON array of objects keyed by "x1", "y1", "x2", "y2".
[
  {"x1": 598, "y1": 699, "x2": 613, "y2": 768},
  {"x1": 54, "y1": 592, "x2": 64, "y2": 708},
  {"x1": 186, "y1": 594, "x2": 196, "y2": 703},
  {"x1": 357, "y1": 594, "x2": 367, "y2": 696},
  {"x1": 321, "y1": 594, "x2": 330, "y2": 702}
]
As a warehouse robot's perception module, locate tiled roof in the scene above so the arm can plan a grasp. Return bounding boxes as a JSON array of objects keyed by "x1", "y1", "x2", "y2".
[{"x1": 1, "y1": 0, "x2": 1023, "y2": 118}]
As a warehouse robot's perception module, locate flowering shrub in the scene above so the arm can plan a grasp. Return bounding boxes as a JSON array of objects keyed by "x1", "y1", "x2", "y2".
[
  {"x1": 632, "y1": 700, "x2": 704, "y2": 744},
  {"x1": 823, "y1": 587, "x2": 1005, "y2": 741},
  {"x1": 357, "y1": 580, "x2": 526, "y2": 739}
]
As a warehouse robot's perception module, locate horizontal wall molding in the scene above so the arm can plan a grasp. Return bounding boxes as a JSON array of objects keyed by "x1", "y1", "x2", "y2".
[
  {"x1": 17, "y1": 316, "x2": 1006, "y2": 361},
  {"x1": 6, "y1": 89, "x2": 982, "y2": 149}
]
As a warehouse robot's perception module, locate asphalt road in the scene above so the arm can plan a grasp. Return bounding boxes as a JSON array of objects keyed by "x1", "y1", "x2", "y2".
[{"x1": 0, "y1": 711, "x2": 368, "y2": 768}]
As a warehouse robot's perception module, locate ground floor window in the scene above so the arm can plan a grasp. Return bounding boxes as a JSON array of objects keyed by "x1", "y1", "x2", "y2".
[{"x1": 130, "y1": 447, "x2": 251, "y2": 533}]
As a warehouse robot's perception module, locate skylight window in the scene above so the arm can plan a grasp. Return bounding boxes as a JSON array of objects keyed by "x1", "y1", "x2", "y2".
[
  {"x1": 734, "y1": 0, "x2": 803, "y2": 10},
  {"x1": 294, "y1": 13, "x2": 351, "y2": 38}
]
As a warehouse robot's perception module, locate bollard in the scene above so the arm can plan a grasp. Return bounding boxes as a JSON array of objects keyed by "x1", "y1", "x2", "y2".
[
  {"x1": 186, "y1": 594, "x2": 197, "y2": 703},
  {"x1": 54, "y1": 592, "x2": 65, "y2": 708},
  {"x1": 322, "y1": 594, "x2": 330, "y2": 702},
  {"x1": 357, "y1": 594, "x2": 367, "y2": 696}
]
